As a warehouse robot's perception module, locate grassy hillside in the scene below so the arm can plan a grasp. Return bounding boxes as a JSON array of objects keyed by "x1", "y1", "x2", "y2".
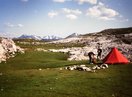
[
  {"x1": 98, "y1": 27, "x2": 132, "y2": 35},
  {"x1": 82, "y1": 27, "x2": 132, "y2": 36},
  {"x1": 0, "y1": 50, "x2": 132, "y2": 97},
  {"x1": 81, "y1": 27, "x2": 132, "y2": 45}
]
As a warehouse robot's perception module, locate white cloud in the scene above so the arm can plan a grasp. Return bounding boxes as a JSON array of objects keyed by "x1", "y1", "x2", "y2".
[
  {"x1": 5, "y1": 23, "x2": 15, "y2": 28},
  {"x1": 66, "y1": 14, "x2": 78, "y2": 20},
  {"x1": 86, "y1": 2, "x2": 119, "y2": 20},
  {"x1": 118, "y1": 18, "x2": 129, "y2": 22},
  {"x1": 48, "y1": 11, "x2": 58, "y2": 18},
  {"x1": 47, "y1": 8, "x2": 82, "y2": 20},
  {"x1": 76, "y1": 0, "x2": 97, "y2": 5},
  {"x1": 5, "y1": 23, "x2": 24, "y2": 28},
  {"x1": 21, "y1": 0, "x2": 29, "y2": 2},
  {"x1": 62, "y1": 8, "x2": 82, "y2": 20},
  {"x1": 53, "y1": 0, "x2": 69, "y2": 3},
  {"x1": 62, "y1": 8, "x2": 82, "y2": 15},
  {"x1": 99, "y1": 16, "x2": 115, "y2": 21},
  {"x1": 17, "y1": 24, "x2": 24, "y2": 27},
  {"x1": 53, "y1": 0, "x2": 97, "y2": 4}
]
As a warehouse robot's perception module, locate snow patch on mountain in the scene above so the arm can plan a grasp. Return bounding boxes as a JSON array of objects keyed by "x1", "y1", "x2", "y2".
[
  {"x1": 18, "y1": 34, "x2": 42, "y2": 40},
  {"x1": 18, "y1": 34, "x2": 62, "y2": 41},
  {"x1": 42, "y1": 35, "x2": 62, "y2": 41},
  {"x1": 66, "y1": 33, "x2": 79, "y2": 38}
]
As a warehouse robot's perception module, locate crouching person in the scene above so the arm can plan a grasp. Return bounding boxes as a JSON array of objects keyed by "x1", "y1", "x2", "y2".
[{"x1": 88, "y1": 52, "x2": 96, "y2": 64}]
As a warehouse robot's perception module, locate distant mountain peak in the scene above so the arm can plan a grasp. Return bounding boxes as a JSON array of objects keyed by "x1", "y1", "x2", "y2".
[
  {"x1": 18, "y1": 34, "x2": 42, "y2": 40},
  {"x1": 42, "y1": 35, "x2": 62, "y2": 41},
  {"x1": 17, "y1": 34, "x2": 62, "y2": 41},
  {"x1": 66, "y1": 33, "x2": 79, "y2": 38}
]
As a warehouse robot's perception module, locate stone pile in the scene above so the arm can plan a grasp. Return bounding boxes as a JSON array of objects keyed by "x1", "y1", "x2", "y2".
[
  {"x1": 92, "y1": 64, "x2": 108, "y2": 70},
  {"x1": 65, "y1": 65, "x2": 92, "y2": 71},
  {"x1": 65, "y1": 64, "x2": 108, "y2": 72}
]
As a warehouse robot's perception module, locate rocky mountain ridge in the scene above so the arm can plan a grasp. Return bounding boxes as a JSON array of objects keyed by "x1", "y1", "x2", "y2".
[
  {"x1": 17, "y1": 34, "x2": 62, "y2": 41},
  {"x1": 17, "y1": 33, "x2": 81, "y2": 41},
  {"x1": 49, "y1": 27, "x2": 132, "y2": 62},
  {"x1": 66, "y1": 33, "x2": 80, "y2": 38}
]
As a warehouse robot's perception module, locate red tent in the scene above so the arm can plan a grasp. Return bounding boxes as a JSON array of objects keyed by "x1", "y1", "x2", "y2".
[{"x1": 103, "y1": 47, "x2": 129, "y2": 64}]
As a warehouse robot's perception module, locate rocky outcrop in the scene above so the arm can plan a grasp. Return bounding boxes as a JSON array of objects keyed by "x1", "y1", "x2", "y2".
[
  {"x1": 0, "y1": 37, "x2": 24, "y2": 63},
  {"x1": 47, "y1": 34, "x2": 131, "y2": 62},
  {"x1": 36, "y1": 33, "x2": 131, "y2": 62},
  {"x1": 48, "y1": 27, "x2": 132, "y2": 62}
]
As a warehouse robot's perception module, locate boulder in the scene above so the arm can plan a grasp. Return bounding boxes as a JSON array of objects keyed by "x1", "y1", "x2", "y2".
[{"x1": 0, "y1": 38, "x2": 24, "y2": 63}]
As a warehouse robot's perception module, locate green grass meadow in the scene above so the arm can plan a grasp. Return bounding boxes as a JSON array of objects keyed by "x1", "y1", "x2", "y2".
[{"x1": 0, "y1": 50, "x2": 132, "y2": 97}]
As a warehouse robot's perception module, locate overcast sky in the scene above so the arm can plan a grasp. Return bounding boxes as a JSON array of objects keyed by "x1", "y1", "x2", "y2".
[{"x1": 0, "y1": 0, "x2": 131, "y2": 38}]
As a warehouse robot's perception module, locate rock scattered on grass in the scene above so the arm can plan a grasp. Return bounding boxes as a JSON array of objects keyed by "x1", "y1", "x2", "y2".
[
  {"x1": 38, "y1": 68, "x2": 42, "y2": 71},
  {"x1": 0, "y1": 73, "x2": 3, "y2": 76},
  {"x1": 1, "y1": 88, "x2": 4, "y2": 91},
  {"x1": 65, "y1": 64, "x2": 108, "y2": 72}
]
